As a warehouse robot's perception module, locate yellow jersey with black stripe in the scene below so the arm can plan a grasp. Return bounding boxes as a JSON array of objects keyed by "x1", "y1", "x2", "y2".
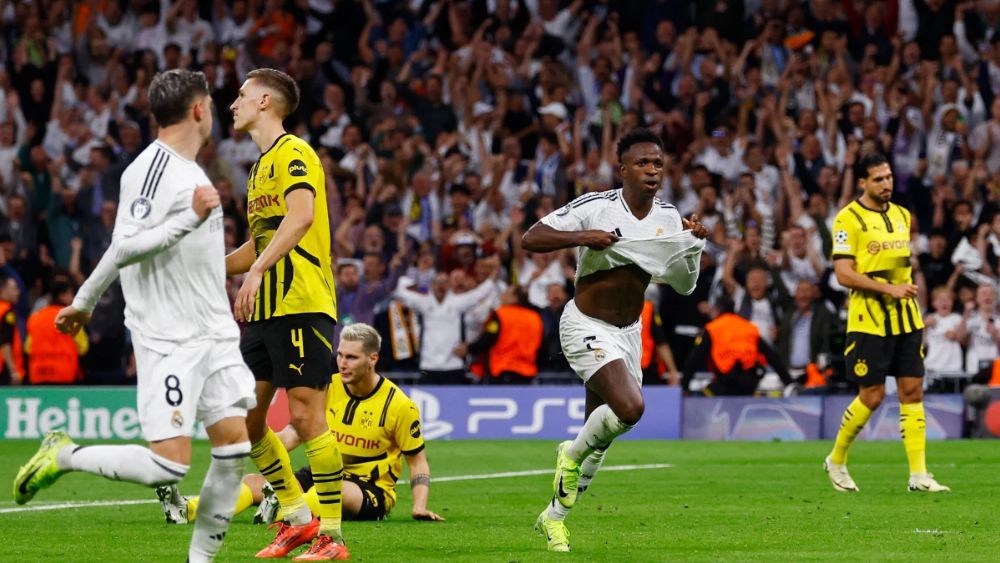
[
  {"x1": 831, "y1": 200, "x2": 924, "y2": 337},
  {"x1": 325, "y1": 374, "x2": 424, "y2": 508},
  {"x1": 246, "y1": 133, "x2": 336, "y2": 323}
]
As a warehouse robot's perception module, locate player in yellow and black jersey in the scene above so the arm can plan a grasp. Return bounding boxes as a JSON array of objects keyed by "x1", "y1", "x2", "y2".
[
  {"x1": 823, "y1": 153, "x2": 949, "y2": 494},
  {"x1": 226, "y1": 68, "x2": 347, "y2": 559},
  {"x1": 163, "y1": 324, "x2": 443, "y2": 524}
]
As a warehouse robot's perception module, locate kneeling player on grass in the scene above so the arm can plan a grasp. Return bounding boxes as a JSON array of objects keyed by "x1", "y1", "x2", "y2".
[{"x1": 157, "y1": 323, "x2": 444, "y2": 524}]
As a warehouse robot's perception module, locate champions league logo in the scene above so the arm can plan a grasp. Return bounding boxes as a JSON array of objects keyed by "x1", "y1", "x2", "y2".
[{"x1": 131, "y1": 197, "x2": 152, "y2": 219}]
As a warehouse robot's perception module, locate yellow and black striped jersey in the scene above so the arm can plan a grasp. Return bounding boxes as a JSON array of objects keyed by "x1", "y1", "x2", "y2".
[
  {"x1": 831, "y1": 200, "x2": 924, "y2": 337},
  {"x1": 246, "y1": 133, "x2": 336, "y2": 323},
  {"x1": 325, "y1": 374, "x2": 424, "y2": 508}
]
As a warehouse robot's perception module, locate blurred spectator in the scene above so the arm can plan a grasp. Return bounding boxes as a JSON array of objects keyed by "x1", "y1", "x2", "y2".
[
  {"x1": 682, "y1": 298, "x2": 791, "y2": 396},
  {"x1": 776, "y1": 281, "x2": 834, "y2": 382},
  {"x1": 468, "y1": 284, "x2": 543, "y2": 384},
  {"x1": 923, "y1": 286, "x2": 965, "y2": 375},
  {"x1": 393, "y1": 258, "x2": 499, "y2": 384},
  {"x1": 25, "y1": 277, "x2": 86, "y2": 384},
  {"x1": 961, "y1": 283, "x2": 1000, "y2": 375},
  {"x1": 0, "y1": 275, "x2": 23, "y2": 385},
  {"x1": 639, "y1": 296, "x2": 680, "y2": 386},
  {"x1": 334, "y1": 246, "x2": 410, "y2": 348}
]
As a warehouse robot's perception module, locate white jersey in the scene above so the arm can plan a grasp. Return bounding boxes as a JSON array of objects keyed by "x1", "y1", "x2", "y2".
[
  {"x1": 103, "y1": 141, "x2": 238, "y2": 351},
  {"x1": 923, "y1": 312, "x2": 964, "y2": 373},
  {"x1": 540, "y1": 189, "x2": 702, "y2": 292},
  {"x1": 964, "y1": 313, "x2": 1000, "y2": 375}
]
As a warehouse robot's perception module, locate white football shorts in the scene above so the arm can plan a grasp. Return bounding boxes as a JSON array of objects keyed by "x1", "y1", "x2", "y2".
[
  {"x1": 134, "y1": 337, "x2": 256, "y2": 442},
  {"x1": 559, "y1": 299, "x2": 643, "y2": 386}
]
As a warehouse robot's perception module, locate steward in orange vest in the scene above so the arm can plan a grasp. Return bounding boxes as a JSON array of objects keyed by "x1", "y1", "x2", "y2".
[
  {"x1": 0, "y1": 275, "x2": 24, "y2": 385},
  {"x1": 640, "y1": 300, "x2": 680, "y2": 386},
  {"x1": 25, "y1": 279, "x2": 88, "y2": 384},
  {"x1": 469, "y1": 285, "x2": 543, "y2": 384},
  {"x1": 682, "y1": 298, "x2": 791, "y2": 396}
]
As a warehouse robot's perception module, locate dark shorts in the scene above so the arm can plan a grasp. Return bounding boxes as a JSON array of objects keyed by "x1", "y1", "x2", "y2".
[
  {"x1": 294, "y1": 466, "x2": 389, "y2": 521},
  {"x1": 241, "y1": 313, "x2": 335, "y2": 389},
  {"x1": 844, "y1": 330, "x2": 925, "y2": 386}
]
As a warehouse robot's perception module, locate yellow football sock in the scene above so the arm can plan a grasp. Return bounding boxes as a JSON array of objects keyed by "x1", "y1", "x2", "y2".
[
  {"x1": 236, "y1": 483, "x2": 255, "y2": 515},
  {"x1": 900, "y1": 402, "x2": 927, "y2": 475},
  {"x1": 251, "y1": 428, "x2": 310, "y2": 525},
  {"x1": 186, "y1": 483, "x2": 254, "y2": 523},
  {"x1": 186, "y1": 496, "x2": 199, "y2": 523},
  {"x1": 303, "y1": 486, "x2": 320, "y2": 516},
  {"x1": 831, "y1": 397, "x2": 873, "y2": 465},
  {"x1": 304, "y1": 431, "x2": 343, "y2": 536}
]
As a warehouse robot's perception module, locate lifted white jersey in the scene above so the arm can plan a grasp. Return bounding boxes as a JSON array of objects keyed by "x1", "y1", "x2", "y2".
[
  {"x1": 114, "y1": 141, "x2": 239, "y2": 351},
  {"x1": 539, "y1": 189, "x2": 702, "y2": 292}
]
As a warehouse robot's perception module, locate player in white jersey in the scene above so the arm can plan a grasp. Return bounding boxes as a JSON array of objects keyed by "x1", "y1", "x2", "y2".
[
  {"x1": 13, "y1": 70, "x2": 255, "y2": 563},
  {"x1": 523, "y1": 129, "x2": 709, "y2": 552}
]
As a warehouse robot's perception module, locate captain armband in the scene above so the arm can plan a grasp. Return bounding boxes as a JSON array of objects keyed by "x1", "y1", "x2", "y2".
[{"x1": 410, "y1": 473, "x2": 431, "y2": 488}]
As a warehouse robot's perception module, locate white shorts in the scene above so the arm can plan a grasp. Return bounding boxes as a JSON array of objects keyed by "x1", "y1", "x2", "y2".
[
  {"x1": 135, "y1": 338, "x2": 257, "y2": 442},
  {"x1": 559, "y1": 299, "x2": 643, "y2": 386}
]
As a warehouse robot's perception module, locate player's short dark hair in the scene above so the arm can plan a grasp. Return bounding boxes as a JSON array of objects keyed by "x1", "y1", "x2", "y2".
[
  {"x1": 857, "y1": 152, "x2": 889, "y2": 179},
  {"x1": 148, "y1": 69, "x2": 210, "y2": 128},
  {"x1": 616, "y1": 128, "x2": 664, "y2": 162},
  {"x1": 247, "y1": 68, "x2": 300, "y2": 118}
]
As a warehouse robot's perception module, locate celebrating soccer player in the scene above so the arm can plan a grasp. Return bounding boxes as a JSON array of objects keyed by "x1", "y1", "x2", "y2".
[
  {"x1": 157, "y1": 323, "x2": 444, "y2": 526},
  {"x1": 521, "y1": 128, "x2": 709, "y2": 552},
  {"x1": 15, "y1": 69, "x2": 256, "y2": 563},
  {"x1": 824, "y1": 153, "x2": 949, "y2": 493},
  {"x1": 226, "y1": 69, "x2": 348, "y2": 560}
]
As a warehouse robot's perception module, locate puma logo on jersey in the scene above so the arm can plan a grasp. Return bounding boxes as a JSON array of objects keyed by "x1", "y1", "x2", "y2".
[{"x1": 289, "y1": 363, "x2": 304, "y2": 375}]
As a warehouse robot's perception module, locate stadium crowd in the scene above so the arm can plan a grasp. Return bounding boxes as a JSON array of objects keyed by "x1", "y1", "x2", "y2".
[{"x1": 1, "y1": 0, "x2": 999, "y2": 391}]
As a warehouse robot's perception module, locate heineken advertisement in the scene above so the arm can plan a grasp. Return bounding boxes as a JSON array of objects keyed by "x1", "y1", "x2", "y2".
[{"x1": 3, "y1": 387, "x2": 143, "y2": 440}]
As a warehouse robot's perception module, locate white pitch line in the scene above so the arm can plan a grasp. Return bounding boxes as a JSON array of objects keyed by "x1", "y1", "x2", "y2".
[
  {"x1": 0, "y1": 463, "x2": 672, "y2": 515},
  {"x1": 401, "y1": 463, "x2": 672, "y2": 484},
  {"x1": 0, "y1": 499, "x2": 158, "y2": 514}
]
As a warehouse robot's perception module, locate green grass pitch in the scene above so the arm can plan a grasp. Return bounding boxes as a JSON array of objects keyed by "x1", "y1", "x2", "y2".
[{"x1": 0, "y1": 439, "x2": 997, "y2": 561}]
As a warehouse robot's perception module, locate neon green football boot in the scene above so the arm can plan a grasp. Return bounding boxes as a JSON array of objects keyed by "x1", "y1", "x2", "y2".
[
  {"x1": 535, "y1": 510, "x2": 570, "y2": 552},
  {"x1": 13, "y1": 430, "x2": 74, "y2": 504},
  {"x1": 552, "y1": 440, "x2": 580, "y2": 509}
]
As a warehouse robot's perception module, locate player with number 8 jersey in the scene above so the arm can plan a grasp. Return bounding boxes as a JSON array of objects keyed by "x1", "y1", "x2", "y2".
[{"x1": 15, "y1": 69, "x2": 256, "y2": 563}]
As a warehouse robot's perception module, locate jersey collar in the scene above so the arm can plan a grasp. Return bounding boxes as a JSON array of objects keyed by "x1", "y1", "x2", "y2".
[
  {"x1": 343, "y1": 374, "x2": 385, "y2": 400},
  {"x1": 854, "y1": 198, "x2": 890, "y2": 213}
]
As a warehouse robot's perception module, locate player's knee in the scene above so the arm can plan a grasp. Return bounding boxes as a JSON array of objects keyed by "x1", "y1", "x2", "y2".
[
  {"x1": 147, "y1": 452, "x2": 189, "y2": 486},
  {"x1": 859, "y1": 388, "x2": 884, "y2": 410},
  {"x1": 288, "y1": 410, "x2": 325, "y2": 438},
  {"x1": 616, "y1": 398, "x2": 645, "y2": 426}
]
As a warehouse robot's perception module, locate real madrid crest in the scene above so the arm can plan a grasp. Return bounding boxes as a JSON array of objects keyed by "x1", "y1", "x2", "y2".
[{"x1": 131, "y1": 197, "x2": 152, "y2": 219}]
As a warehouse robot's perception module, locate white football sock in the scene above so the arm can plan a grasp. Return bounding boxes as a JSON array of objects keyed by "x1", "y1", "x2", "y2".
[
  {"x1": 189, "y1": 442, "x2": 251, "y2": 563},
  {"x1": 546, "y1": 496, "x2": 571, "y2": 521},
  {"x1": 565, "y1": 405, "x2": 633, "y2": 463},
  {"x1": 546, "y1": 448, "x2": 609, "y2": 521},
  {"x1": 57, "y1": 444, "x2": 188, "y2": 486},
  {"x1": 577, "y1": 447, "x2": 608, "y2": 498}
]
